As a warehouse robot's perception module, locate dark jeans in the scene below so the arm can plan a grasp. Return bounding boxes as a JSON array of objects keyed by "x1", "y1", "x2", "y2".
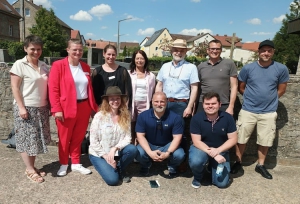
[
  {"x1": 89, "y1": 144, "x2": 137, "y2": 186},
  {"x1": 136, "y1": 142, "x2": 185, "y2": 172},
  {"x1": 167, "y1": 101, "x2": 189, "y2": 153},
  {"x1": 189, "y1": 145, "x2": 230, "y2": 188}
]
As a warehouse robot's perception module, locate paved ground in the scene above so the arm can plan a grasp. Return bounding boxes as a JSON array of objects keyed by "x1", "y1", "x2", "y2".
[{"x1": 1, "y1": 144, "x2": 300, "y2": 204}]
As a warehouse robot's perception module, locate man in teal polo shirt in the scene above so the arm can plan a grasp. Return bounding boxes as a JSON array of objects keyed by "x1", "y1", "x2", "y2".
[{"x1": 135, "y1": 92, "x2": 185, "y2": 178}]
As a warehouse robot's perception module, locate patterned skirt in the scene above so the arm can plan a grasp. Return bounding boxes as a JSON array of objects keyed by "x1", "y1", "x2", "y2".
[{"x1": 13, "y1": 104, "x2": 51, "y2": 156}]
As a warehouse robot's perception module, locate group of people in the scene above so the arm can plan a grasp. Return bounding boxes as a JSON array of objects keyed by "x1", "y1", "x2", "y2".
[{"x1": 10, "y1": 34, "x2": 289, "y2": 189}]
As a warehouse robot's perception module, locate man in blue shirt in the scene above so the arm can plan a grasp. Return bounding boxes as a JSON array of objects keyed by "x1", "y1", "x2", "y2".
[
  {"x1": 135, "y1": 92, "x2": 185, "y2": 178},
  {"x1": 231, "y1": 40, "x2": 289, "y2": 179},
  {"x1": 189, "y1": 92, "x2": 237, "y2": 188},
  {"x1": 155, "y1": 39, "x2": 199, "y2": 171}
]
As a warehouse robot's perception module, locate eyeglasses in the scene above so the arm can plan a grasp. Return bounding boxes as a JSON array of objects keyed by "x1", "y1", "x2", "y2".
[
  {"x1": 156, "y1": 120, "x2": 162, "y2": 130},
  {"x1": 208, "y1": 48, "x2": 221, "y2": 51}
]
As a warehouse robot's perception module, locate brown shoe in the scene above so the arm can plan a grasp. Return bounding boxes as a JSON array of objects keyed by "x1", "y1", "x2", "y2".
[{"x1": 177, "y1": 161, "x2": 188, "y2": 173}]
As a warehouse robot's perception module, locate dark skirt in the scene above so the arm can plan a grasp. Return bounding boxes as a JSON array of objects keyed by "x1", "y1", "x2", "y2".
[{"x1": 13, "y1": 104, "x2": 51, "y2": 156}]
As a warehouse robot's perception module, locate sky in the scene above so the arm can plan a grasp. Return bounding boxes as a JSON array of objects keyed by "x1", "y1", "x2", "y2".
[{"x1": 8, "y1": 0, "x2": 295, "y2": 44}]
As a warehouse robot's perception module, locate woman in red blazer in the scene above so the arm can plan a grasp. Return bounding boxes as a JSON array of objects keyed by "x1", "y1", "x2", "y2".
[{"x1": 49, "y1": 39, "x2": 98, "y2": 177}]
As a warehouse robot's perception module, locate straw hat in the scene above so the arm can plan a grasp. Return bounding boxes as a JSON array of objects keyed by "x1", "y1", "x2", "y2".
[{"x1": 169, "y1": 39, "x2": 191, "y2": 50}]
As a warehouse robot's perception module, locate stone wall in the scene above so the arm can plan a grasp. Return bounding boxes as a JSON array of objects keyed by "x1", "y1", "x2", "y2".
[{"x1": 1, "y1": 67, "x2": 299, "y2": 164}]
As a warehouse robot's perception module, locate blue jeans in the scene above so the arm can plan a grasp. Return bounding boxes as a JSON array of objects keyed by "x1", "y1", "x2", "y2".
[
  {"x1": 167, "y1": 101, "x2": 189, "y2": 152},
  {"x1": 189, "y1": 145, "x2": 230, "y2": 188},
  {"x1": 89, "y1": 144, "x2": 137, "y2": 186},
  {"x1": 136, "y1": 142, "x2": 185, "y2": 172}
]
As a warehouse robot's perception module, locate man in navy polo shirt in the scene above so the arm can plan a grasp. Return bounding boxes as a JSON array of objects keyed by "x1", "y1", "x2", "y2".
[
  {"x1": 189, "y1": 92, "x2": 237, "y2": 188},
  {"x1": 135, "y1": 92, "x2": 185, "y2": 178}
]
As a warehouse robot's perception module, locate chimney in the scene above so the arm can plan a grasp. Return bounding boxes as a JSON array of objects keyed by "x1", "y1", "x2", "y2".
[{"x1": 224, "y1": 34, "x2": 227, "y2": 37}]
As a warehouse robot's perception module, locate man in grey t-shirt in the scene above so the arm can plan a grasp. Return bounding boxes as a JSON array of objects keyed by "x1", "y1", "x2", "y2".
[{"x1": 197, "y1": 39, "x2": 238, "y2": 115}]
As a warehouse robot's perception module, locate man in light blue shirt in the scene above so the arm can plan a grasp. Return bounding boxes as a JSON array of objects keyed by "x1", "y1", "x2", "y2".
[{"x1": 156, "y1": 39, "x2": 199, "y2": 171}]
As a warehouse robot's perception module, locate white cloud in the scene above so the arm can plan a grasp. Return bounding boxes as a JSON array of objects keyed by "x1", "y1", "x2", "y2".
[
  {"x1": 101, "y1": 26, "x2": 107, "y2": 29},
  {"x1": 86, "y1": 33, "x2": 94, "y2": 37},
  {"x1": 33, "y1": 0, "x2": 53, "y2": 9},
  {"x1": 179, "y1": 28, "x2": 213, "y2": 36},
  {"x1": 89, "y1": 4, "x2": 113, "y2": 20},
  {"x1": 246, "y1": 18, "x2": 261, "y2": 25},
  {"x1": 124, "y1": 14, "x2": 144, "y2": 22},
  {"x1": 229, "y1": 21, "x2": 233, "y2": 24},
  {"x1": 137, "y1": 28, "x2": 155, "y2": 36},
  {"x1": 273, "y1": 15, "x2": 286, "y2": 24},
  {"x1": 251, "y1": 32, "x2": 272, "y2": 35},
  {"x1": 70, "y1": 10, "x2": 92, "y2": 21},
  {"x1": 191, "y1": 0, "x2": 201, "y2": 2}
]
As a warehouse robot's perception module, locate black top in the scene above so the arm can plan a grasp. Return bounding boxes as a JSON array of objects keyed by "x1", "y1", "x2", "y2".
[{"x1": 92, "y1": 65, "x2": 132, "y2": 106}]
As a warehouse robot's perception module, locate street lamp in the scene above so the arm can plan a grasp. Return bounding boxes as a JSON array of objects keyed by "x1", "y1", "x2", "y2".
[{"x1": 117, "y1": 17, "x2": 132, "y2": 54}]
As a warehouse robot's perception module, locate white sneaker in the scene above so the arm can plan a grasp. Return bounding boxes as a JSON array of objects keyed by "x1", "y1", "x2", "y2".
[
  {"x1": 71, "y1": 164, "x2": 91, "y2": 175},
  {"x1": 57, "y1": 165, "x2": 68, "y2": 177}
]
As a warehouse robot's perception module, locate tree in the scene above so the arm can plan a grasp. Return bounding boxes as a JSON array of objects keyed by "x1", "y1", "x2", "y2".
[
  {"x1": 158, "y1": 37, "x2": 173, "y2": 51},
  {"x1": 0, "y1": 40, "x2": 24, "y2": 61},
  {"x1": 273, "y1": 0, "x2": 300, "y2": 74},
  {"x1": 192, "y1": 40, "x2": 208, "y2": 58},
  {"x1": 29, "y1": 8, "x2": 68, "y2": 57},
  {"x1": 122, "y1": 46, "x2": 128, "y2": 57},
  {"x1": 127, "y1": 46, "x2": 140, "y2": 57}
]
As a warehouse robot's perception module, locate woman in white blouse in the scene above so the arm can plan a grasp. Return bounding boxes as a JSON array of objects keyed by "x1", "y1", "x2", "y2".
[
  {"x1": 89, "y1": 86, "x2": 137, "y2": 185},
  {"x1": 128, "y1": 50, "x2": 156, "y2": 145}
]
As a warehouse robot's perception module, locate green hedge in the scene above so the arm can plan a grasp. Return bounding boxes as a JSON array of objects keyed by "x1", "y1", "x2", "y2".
[{"x1": 147, "y1": 56, "x2": 207, "y2": 71}]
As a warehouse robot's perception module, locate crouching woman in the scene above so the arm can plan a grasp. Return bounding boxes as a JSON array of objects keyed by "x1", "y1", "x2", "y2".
[{"x1": 89, "y1": 86, "x2": 137, "y2": 185}]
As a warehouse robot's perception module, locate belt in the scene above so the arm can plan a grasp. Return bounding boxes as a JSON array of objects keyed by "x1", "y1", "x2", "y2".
[
  {"x1": 167, "y1": 98, "x2": 188, "y2": 103},
  {"x1": 77, "y1": 98, "x2": 88, "y2": 103}
]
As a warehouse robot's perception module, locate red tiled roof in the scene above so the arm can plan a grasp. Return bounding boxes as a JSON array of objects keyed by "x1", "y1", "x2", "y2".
[
  {"x1": 0, "y1": 0, "x2": 21, "y2": 17},
  {"x1": 85, "y1": 40, "x2": 116, "y2": 49},
  {"x1": 120, "y1": 42, "x2": 139, "y2": 49},
  {"x1": 242, "y1": 42, "x2": 261, "y2": 51},
  {"x1": 213, "y1": 34, "x2": 243, "y2": 48},
  {"x1": 71, "y1": 30, "x2": 79, "y2": 39}
]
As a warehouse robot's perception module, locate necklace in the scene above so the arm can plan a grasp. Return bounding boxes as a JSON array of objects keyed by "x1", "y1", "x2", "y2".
[{"x1": 168, "y1": 62, "x2": 184, "y2": 79}]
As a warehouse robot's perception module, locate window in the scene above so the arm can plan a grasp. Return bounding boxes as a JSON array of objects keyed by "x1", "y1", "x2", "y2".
[
  {"x1": 155, "y1": 47, "x2": 158, "y2": 50},
  {"x1": 25, "y1": 8, "x2": 30, "y2": 16},
  {"x1": 9, "y1": 25, "x2": 13, "y2": 36},
  {"x1": 15, "y1": 8, "x2": 20, "y2": 13}
]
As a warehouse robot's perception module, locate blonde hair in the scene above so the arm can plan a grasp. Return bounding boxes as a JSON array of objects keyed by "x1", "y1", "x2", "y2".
[{"x1": 99, "y1": 96, "x2": 130, "y2": 132}]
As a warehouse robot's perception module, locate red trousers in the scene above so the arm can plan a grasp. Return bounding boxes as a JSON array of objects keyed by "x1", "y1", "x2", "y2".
[{"x1": 56, "y1": 100, "x2": 91, "y2": 164}]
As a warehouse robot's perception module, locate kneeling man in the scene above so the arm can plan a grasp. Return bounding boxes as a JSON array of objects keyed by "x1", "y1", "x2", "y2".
[
  {"x1": 135, "y1": 92, "x2": 185, "y2": 178},
  {"x1": 189, "y1": 92, "x2": 237, "y2": 188}
]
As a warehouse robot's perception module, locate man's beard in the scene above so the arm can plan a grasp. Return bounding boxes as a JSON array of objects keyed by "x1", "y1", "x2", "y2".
[
  {"x1": 172, "y1": 54, "x2": 185, "y2": 62},
  {"x1": 154, "y1": 106, "x2": 166, "y2": 113}
]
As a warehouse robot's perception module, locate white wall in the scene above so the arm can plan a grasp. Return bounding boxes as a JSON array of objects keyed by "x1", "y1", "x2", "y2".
[{"x1": 221, "y1": 48, "x2": 256, "y2": 64}]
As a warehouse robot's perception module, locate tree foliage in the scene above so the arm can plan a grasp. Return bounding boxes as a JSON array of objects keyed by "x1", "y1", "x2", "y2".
[
  {"x1": 158, "y1": 37, "x2": 173, "y2": 51},
  {"x1": 273, "y1": 0, "x2": 300, "y2": 74},
  {"x1": 122, "y1": 46, "x2": 128, "y2": 57},
  {"x1": 29, "y1": 8, "x2": 68, "y2": 58},
  {"x1": 0, "y1": 40, "x2": 24, "y2": 61},
  {"x1": 192, "y1": 40, "x2": 209, "y2": 58}
]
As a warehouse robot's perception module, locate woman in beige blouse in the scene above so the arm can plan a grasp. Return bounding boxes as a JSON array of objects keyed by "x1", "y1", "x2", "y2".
[{"x1": 10, "y1": 35, "x2": 51, "y2": 183}]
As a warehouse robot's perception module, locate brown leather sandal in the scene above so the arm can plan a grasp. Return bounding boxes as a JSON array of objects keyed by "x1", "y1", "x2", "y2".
[
  {"x1": 25, "y1": 171, "x2": 44, "y2": 183},
  {"x1": 25, "y1": 168, "x2": 46, "y2": 177},
  {"x1": 34, "y1": 168, "x2": 46, "y2": 177}
]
